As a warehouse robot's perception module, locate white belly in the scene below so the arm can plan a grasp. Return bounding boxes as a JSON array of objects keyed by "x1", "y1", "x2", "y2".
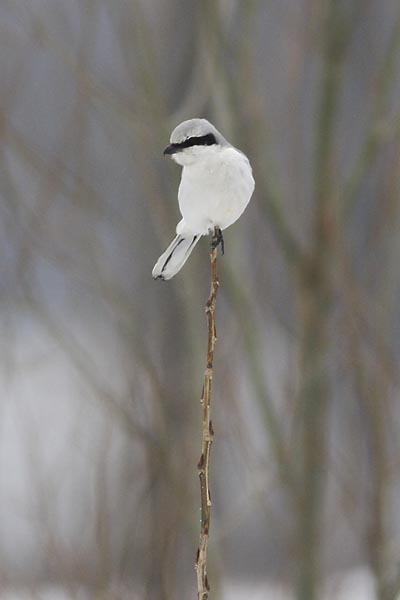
[{"x1": 177, "y1": 147, "x2": 254, "y2": 236}]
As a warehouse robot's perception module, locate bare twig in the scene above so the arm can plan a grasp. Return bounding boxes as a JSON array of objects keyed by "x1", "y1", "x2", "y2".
[{"x1": 195, "y1": 227, "x2": 221, "y2": 600}]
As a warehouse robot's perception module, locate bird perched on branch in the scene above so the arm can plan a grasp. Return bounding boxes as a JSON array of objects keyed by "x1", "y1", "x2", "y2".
[{"x1": 152, "y1": 118, "x2": 255, "y2": 280}]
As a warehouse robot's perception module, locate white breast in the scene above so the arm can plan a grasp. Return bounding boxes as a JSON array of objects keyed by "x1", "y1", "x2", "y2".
[{"x1": 177, "y1": 146, "x2": 254, "y2": 236}]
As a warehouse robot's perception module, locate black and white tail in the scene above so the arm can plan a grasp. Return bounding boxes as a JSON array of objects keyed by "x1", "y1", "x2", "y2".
[{"x1": 152, "y1": 234, "x2": 201, "y2": 280}]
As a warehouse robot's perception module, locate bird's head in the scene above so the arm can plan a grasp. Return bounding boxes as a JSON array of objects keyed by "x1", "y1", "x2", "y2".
[{"x1": 163, "y1": 119, "x2": 228, "y2": 166}]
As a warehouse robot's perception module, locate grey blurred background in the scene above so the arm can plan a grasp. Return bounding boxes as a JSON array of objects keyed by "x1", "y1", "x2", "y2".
[{"x1": 0, "y1": 1, "x2": 400, "y2": 599}]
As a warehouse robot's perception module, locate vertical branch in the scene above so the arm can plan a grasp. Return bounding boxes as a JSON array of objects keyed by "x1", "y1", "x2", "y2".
[
  {"x1": 296, "y1": 3, "x2": 351, "y2": 599},
  {"x1": 195, "y1": 228, "x2": 220, "y2": 600}
]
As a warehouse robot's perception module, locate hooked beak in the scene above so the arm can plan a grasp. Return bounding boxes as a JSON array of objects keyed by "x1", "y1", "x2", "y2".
[{"x1": 163, "y1": 144, "x2": 178, "y2": 156}]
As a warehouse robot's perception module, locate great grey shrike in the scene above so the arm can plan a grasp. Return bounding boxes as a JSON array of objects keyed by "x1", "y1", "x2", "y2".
[{"x1": 152, "y1": 118, "x2": 255, "y2": 280}]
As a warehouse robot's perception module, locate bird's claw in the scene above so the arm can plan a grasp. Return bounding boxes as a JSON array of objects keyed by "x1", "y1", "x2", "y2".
[{"x1": 211, "y1": 227, "x2": 224, "y2": 255}]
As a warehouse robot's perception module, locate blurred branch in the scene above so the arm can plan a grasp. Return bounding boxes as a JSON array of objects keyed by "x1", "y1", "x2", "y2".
[
  {"x1": 348, "y1": 314, "x2": 390, "y2": 600},
  {"x1": 296, "y1": 3, "x2": 352, "y2": 599},
  {"x1": 342, "y1": 11, "x2": 400, "y2": 215},
  {"x1": 340, "y1": 248, "x2": 399, "y2": 385},
  {"x1": 257, "y1": 169, "x2": 305, "y2": 267},
  {"x1": 337, "y1": 222, "x2": 398, "y2": 597},
  {"x1": 19, "y1": 7, "x2": 145, "y2": 130},
  {"x1": 5, "y1": 119, "x2": 114, "y2": 222}
]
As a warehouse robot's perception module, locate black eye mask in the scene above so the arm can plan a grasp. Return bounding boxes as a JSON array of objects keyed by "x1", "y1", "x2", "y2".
[
  {"x1": 164, "y1": 133, "x2": 217, "y2": 154},
  {"x1": 176, "y1": 133, "x2": 217, "y2": 149}
]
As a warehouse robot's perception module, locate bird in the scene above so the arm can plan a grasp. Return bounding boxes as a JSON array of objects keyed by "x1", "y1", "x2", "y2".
[{"x1": 152, "y1": 118, "x2": 255, "y2": 280}]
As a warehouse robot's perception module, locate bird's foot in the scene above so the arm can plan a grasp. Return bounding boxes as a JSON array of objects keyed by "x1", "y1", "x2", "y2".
[{"x1": 211, "y1": 226, "x2": 224, "y2": 255}]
